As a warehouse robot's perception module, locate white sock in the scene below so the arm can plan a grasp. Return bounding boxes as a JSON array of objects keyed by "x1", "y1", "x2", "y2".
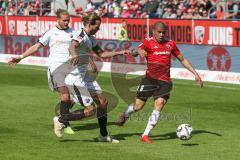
[
  {"x1": 143, "y1": 110, "x2": 160, "y2": 136},
  {"x1": 124, "y1": 104, "x2": 134, "y2": 117}
]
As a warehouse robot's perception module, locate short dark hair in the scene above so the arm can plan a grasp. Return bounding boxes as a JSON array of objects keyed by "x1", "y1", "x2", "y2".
[
  {"x1": 55, "y1": 9, "x2": 69, "y2": 18},
  {"x1": 82, "y1": 12, "x2": 101, "y2": 26},
  {"x1": 153, "y1": 21, "x2": 167, "y2": 30}
]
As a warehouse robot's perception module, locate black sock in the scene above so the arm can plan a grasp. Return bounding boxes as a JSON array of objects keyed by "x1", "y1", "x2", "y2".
[
  {"x1": 97, "y1": 107, "x2": 108, "y2": 136},
  {"x1": 59, "y1": 109, "x2": 86, "y2": 122},
  {"x1": 98, "y1": 116, "x2": 108, "y2": 137},
  {"x1": 59, "y1": 101, "x2": 71, "y2": 126}
]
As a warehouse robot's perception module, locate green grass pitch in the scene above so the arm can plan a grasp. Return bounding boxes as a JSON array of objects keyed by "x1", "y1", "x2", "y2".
[{"x1": 0, "y1": 62, "x2": 240, "y2": 160}]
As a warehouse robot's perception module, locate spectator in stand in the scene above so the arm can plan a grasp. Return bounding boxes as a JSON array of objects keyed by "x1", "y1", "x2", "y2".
[
  {"x1": 113, "y1": 1, "x2": 121, "y2": 17},
  {"x1": 7, "y1": 1, "x2": 16, "y2": 15},
  {"x1": 92, "y1": 0, "x2": 104, "y2": 8},
  {"x1": 141, "y1": 0, "x2": 159, "y2": 18},
  {"x1": 156, "y1": 3, "x2": 164, "y2": 18},
  {"x1": 28, "y1": 1, "x2": 38, "y2": 15},
  {"x1": 201, "y1": 9, "x2": 209, "y2": 19},
  {"x1": 43, "y1": 1, "x2": 51, "y2": 16},
  {"x1": 120, "y1": 0, "x2": 127, "y2": 9},
  {"x1": 182, "y1": 8, "x2": 193, "y2": 19},
  {"x1": 121, "y1": 6, "x2": 131, "y2": 18},
  {"x1": 95, "y1": 6, "x2": 105, "y2": 17},
  {"x1": 172, "y1": 0, "x2": 180, "y2": 13},
  {"x1": 215, "y1": 2, "x2": 225, "y2": 19},
  {"x1": 198, "y1": 0, "x2": 213, "y2": 11},
  {"x1": 162, "y1": 7, "x2": 177, "y2": 19},
  {"x1": 2, "y1": 0, "x2": 239, "y2": 20},
  {"x1": 192, "y1": 11, "x2": 202, "y2": 19},
  {"x1": 85, "y1": 0, "x2": 95, "y2": 12},
  {"x1": 75, "y1": 7, "x2": 83, "y2": 16},
  {"x1": 102, "y1": 0, "x2": 116, "y2": 18},
  {"x1": 162, "y1": 0, "x2": 173, "y2": 9},
  {"x1": 226, "y1": 0, "x2": 240, "y2": 19},
  {"x1": 1, "y1": 0, "x2": 8, "y2": 14},
  {"x1": 176, "y1": 8, "x2": 183, "y2": 19},
  {"x1": 16, "y1": 0, "x2": 26, "y2": 15},
  {"x1": 0, "y1": 0, "x2": 9, "y2": 15},
  {"x1": 126, "y1": 0, "x2": 141, "y2": 18}
]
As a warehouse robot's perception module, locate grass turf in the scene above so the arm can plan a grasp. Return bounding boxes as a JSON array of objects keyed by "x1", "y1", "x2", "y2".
[{"x1": 0, "y1": 63, "x2": 240, "y2": 160}]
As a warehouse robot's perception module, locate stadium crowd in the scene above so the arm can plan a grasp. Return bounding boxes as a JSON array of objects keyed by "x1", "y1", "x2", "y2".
[
  {"x1": 0, "y1": 0, "x2": 239, "y2": 19},
  {"x1": 0, "y1": 0, "x2": 51, "y2": 16}
]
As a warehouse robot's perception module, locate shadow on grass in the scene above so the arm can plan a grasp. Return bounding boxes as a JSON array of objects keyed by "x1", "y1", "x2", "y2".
[
  {"x1": 59, "y1": 139, "x2": 83, "y2": 142},
  {"x1": 181, "y1": 143, "x2": 199, "y2": 146},
  {"x1": 151, "y1": 130, "x2": 222, "y2": 141},
  {"x1": 59, "y1": 138, "x2": 99, "y2": 143},
  {"x1": 0, "y1": 127, "x2": 17, "y2": 134},
  {"x1": 59, "y1": 133, "x2": 142, "y2": 143},
  {"x1": 113, "y1": 132, "x2": 142, "y2": 140},
  {"x1": 72, "y1": 122, "x2": 116, "y2": 131}
]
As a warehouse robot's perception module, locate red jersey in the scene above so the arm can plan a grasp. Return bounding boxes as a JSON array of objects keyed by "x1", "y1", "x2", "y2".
[{"x1": 138, "y1": 37, "x2": 181, "y2": 82}]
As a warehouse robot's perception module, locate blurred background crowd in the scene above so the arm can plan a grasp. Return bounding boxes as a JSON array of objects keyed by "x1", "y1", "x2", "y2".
[{"x1": 0, "y1": 0, "x2": 239, "y2": 19}]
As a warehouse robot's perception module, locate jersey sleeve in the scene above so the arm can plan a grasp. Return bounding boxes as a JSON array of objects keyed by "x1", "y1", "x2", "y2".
[
  {"x1": 72, "y1": 31, "x2": 84, "y2": 44},
  {"x1": 38, "y1": 30, "x2": 51, "y2": 46},
  {"x1": 138, "y1": 38, "x2": 149, "y2": 51},
  {"x1": 171, "y1": 41, "x2": 181, "y2": 57},
  {"x1": 91, "y1": 36, "x2": 98, "y2": 48}
]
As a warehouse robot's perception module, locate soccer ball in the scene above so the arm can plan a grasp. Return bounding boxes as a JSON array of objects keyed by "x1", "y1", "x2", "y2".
[{"x1": 176, "y1": 124, "x2": 193, "y2": 140}]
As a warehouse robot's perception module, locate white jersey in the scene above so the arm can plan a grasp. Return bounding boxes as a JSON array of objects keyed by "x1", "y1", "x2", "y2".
[
  {"x1": 39, "y1": 26, "x2": 75, "y2": 70},
  {"x1": 71, "y1": 28, "x2": 98, "y2": 77},
  {"x1": 65, "y1": 29, "x2": 102, "y2": 106}
]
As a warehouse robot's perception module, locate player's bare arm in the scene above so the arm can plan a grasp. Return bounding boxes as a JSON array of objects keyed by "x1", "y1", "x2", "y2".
[
  {"x1": 89, "y1": 57, "x2": 98, "y2": 73},
  {"x1": 129, "y1": 48, "x2": 147, "y2": 57},
  {"x1": 8, "y1": 42, "x2": 43, "y2": 66},
  {"x1": 92, "y1": 45, "x2": 130, "y2": 58},
  {"x1": 69, "y1": 40, "x2": 80, "y2": 65},
  {"x1": 177, "y1": 54, "x2": 203, "y2": 87}
]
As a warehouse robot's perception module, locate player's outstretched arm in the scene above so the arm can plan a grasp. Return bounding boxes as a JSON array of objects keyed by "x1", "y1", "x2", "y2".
[
  {"x1": 129, "y1": 48, "x2": 147, "y2": 57},
  {"x1": 177, "y1": 54, "x2": 203, "y2": 88},
  {"x1": 89, "y1": 57, "x2": 98, "y2": 73},
  {"x1": 8, "y1": 43, "x2": 43, "y2": 66},
  {"x1": 92, "y1": 45, "x2": 130, "y2": 58},
  {"x1": 69, "y1": 40, "x2": 80, "y2": 65}
]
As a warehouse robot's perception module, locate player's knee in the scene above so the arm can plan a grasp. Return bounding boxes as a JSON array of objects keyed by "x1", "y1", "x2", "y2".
[
  {"x1": 154, "y1": 98, "x2": 165, "y2": 110},
  {"x1": 134, "y1": 103, "x2": 144, "y2": 112},
  {"x1": 84, "y1": 105, "x2": 97, "y2": 117},
  {"x1": 61, "y1": 94, "x2": 71, "y2": 102},
  {"x1": 99, "y1": 98, "x2": 108, "y2": 109}
]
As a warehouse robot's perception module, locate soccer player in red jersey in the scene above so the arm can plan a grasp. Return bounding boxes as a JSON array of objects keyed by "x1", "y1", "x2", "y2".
[{"x1": 116, "y1": 21, "x2": 203, "y2": 144}]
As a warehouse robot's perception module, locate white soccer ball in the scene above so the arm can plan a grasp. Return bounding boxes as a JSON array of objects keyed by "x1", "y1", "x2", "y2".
[{"x1": 176, "y1": 124, "x2": 193, "y2": 140}]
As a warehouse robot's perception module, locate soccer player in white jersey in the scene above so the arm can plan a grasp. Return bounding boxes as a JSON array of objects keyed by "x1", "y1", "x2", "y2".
[
  {"x1": 52, "y1": 12, "x2": 130, "y2": 143},
  {"x1": 8, "y1": 9, "x2": 87, "y2": 135}
]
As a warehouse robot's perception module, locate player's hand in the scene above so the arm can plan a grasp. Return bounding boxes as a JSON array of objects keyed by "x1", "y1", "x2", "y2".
[
  {"x1": 123, "y1": 49, "x2": 131, "y2": 55},
  {"x1": 8, "y1": 56, "x2": 22, "y2": 66},
  {"x1": 130, "y1": 48, "x2": 139, "y2": 57},
  {"x1": 123, "y1": 49, "x2": 138, "y2": 57},
  {"x1": 90, "y1": 61, "x2": 98, "y2": 73},
  {"x1": 91, "y1": 65, "x2": 98, "y2": 73},
  {"x1": 70, "y1": 54, "x2": 80, "y2": 66},
  {"x1": 195, "y1": 75, "x2": 203, "y2": 88}
]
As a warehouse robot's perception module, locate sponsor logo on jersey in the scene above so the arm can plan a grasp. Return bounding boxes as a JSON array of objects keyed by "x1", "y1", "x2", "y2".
[
  {"x1": 76, "y1": 35, "x2": 83, "y2": 42},
  {"x1": 165, "y1": 44, "x2": 171, "y2": 49},
  {"x1": 153, "y1": 51, "x2": 170, "y2": 55}
]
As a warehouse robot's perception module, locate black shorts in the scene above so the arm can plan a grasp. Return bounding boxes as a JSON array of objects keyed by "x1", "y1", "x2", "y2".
[{"x1": 136, "y1": 76, "x2": 172, "y2": 102}]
